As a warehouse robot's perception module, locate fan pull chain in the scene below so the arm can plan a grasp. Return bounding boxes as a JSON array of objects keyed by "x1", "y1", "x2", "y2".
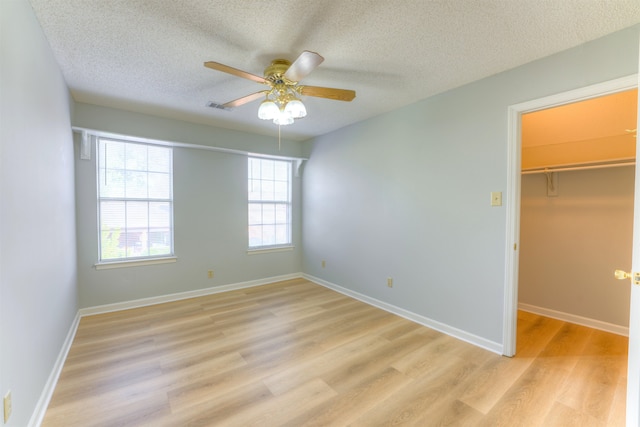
[{"x1": 278, "y1": 124, "x2": 281, "y2": 151}]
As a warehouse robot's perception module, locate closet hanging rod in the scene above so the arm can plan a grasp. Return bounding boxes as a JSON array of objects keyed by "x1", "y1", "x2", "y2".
[{"x1": 522, "y1": 161, "x2": 635, "y2": 175}]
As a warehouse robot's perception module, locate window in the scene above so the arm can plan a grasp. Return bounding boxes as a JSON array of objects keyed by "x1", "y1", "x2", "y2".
[
  {"x1": 97, "y1": 138, "x2": 174, "y2": 262},
  {"x1": 248, "y1": 157, "x2": 292, "y2": 249}
]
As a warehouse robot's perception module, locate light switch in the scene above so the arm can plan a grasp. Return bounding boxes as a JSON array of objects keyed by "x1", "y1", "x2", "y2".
[{"x1": 491, "y1": 191, "x2": 502, "y2": 207}]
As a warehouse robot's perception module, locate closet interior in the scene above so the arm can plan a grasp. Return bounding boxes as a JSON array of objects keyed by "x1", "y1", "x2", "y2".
[{"x1": 518, "y1": 89, "x2": 637, "y2": 333}]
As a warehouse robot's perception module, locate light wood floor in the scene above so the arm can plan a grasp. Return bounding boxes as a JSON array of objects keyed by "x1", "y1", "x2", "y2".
[{"x1": 42, "y1": 278, "x2": 628, "y2": 426}]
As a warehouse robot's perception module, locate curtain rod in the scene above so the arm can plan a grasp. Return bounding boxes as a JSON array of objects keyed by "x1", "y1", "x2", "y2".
[
  {"x1": 71, "y1": 126, "x2": 309, "y2": 161},
  {"x1": 522, "y1": 161, "x2": 635, "y2": 175}
]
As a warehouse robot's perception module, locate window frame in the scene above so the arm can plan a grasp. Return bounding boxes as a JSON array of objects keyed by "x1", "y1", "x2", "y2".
[
  {"x1": 247, "y1": 156, "x2": 293, "y2": 251},
  {"x1": 96, "y1": 137, "x2": 175, "y2": 266}
]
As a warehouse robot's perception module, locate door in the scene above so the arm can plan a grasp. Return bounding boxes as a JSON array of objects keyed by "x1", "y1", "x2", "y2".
[{"x1": 626, "y1": 52, "x2": 640, "y2": 427}]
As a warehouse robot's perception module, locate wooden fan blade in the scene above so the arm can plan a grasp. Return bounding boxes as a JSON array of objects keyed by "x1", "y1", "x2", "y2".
[
  {"x1": 300, "y1": 86, "x2": 356, "y2": 102},
  {"x1": 223, "y1": 91, "x2": 267, "y2": 108},
  {"x1": 204, "y1": 61, "x2": 267, "y2": 84},
  {"x1": 284, "y1": 51, "x2": 324, "y2": 82}
]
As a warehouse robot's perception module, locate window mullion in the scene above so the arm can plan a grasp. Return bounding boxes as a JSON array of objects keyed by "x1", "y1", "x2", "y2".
[
  {"x1": 124, "y1": 199, "x2": 129, "y2": 257},
  {"x1": 99, "y1": 197, "x2": 172, "y2": 203}
]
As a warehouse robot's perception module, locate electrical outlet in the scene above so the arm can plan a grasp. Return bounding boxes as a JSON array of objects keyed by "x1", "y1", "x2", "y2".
[
  {"x1": 208, "y1": 270, "x2": 214, "y2": 279},
  {"x1": 4, "y1": 391, "x2": 12, "y2": 423},
  {"x1": 387, "y1": 277, "x2": 393, "y2": 288},
  {"x1": 321, "y1": 260, "x2": 326, "y2": 268}
]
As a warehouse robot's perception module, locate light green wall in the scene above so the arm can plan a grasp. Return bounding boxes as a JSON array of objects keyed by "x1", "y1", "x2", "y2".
[
  {"x1": 1, "y1": 1, "x2": 78, "y2": 425},
  {"x1": 73, "y1": 106, "x2": 304, "y2": 308},
  {"x1": 302, "y1": 25, "x2": 640, "y2": 348}
]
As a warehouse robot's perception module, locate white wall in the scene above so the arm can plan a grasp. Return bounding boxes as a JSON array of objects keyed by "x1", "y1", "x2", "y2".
[
  {"x1": 302, "y1": 25, "x2": 640, "y2": 348},
  {"x1": 73, "y1": 104, "x2": 303, "y2": 308},
  {"x1": 0, "y1": 1, "x2": 78, "y2": 426},
  {"x1": 519, "y1": 167, "x2": 634, "y2": 327}
]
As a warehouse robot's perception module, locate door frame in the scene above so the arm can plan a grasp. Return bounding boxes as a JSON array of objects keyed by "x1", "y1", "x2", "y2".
[{"x1": 503, "y1": 74, "x2": 639, "y2": 357}]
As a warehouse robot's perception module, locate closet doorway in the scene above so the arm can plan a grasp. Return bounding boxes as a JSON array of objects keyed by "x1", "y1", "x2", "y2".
[
  {"x1": 502, "y1": 75, "x2": 639, "y2": 357},
  {"x1": 518, "y1": 88, "x2": 637, "y2": 340}
]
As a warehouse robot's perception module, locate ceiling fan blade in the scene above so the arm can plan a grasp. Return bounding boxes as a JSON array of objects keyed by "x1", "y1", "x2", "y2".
[
  {"x1": 222, "y1": 91, "x2": 267, "y2": 108},
  {"x1": 204, "y1": 61, "x2": 267, "y2": 84},
  {"x1": 284, "y1": 51, "x2": 324, "y2": 82},
  {"x1": 300, "y1": 86, "x2": 356, "y2": 102}
]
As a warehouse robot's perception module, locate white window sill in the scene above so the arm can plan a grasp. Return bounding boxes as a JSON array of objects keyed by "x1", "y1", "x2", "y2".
[
  {"x1": 247, "y1": 246, "x2": 294, "y2": 255},
  {"x1": 95, "y1": 256, "x2": 177, "y2": 270}
]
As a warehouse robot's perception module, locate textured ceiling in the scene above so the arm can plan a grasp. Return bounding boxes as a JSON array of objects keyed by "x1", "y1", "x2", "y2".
[{"x1": 28, "y1": 0, "x2": 640, "y2": 142}]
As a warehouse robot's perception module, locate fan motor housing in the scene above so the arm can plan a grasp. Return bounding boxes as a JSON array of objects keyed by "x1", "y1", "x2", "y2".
[{"x1": 264, "y1": 59, "x2": 291, "y2": 82}]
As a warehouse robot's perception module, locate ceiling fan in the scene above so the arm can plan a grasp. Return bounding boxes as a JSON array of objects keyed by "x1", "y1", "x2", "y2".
[{"x1": 204, "y1": 51, "x2": 356, "y2": 125}]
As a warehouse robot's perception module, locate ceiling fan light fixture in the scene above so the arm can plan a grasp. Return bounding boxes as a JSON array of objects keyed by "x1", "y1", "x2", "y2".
[
  {"x1": 284, "y1": 99, "x2": 306, "y2": 119},
  {"x1": 205, "y1": 51, "x2": 355, "y2": 129},
  {"x1": 258, "y1": 100, "x2": 279, "y2": 120}
]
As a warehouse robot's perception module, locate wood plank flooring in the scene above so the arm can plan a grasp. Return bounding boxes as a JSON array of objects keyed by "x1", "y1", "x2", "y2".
[{"x1": 41, "y1": 278, "x2": 628, "y2": 426}]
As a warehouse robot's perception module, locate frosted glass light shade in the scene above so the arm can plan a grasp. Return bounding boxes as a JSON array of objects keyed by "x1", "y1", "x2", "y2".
[
  {"x1": 273, "y1": 109, "x2": 294, "y2": 125},
  {"x1": 284, "y1": 99, "x2": 307, "y2": 118},
  {"x1": 258, "y1": 100, "x2": 279, "y2": 120}
]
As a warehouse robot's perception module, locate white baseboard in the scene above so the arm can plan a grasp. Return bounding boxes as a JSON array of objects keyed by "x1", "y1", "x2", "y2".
[
  {"x1": 518, "y1": 302, "x2": 629, "y2": 337},
  {"x1": 303, "y1": 274, "x2": 503, "y2": 355},
  {"x1": 28, "y1": 312, "x2": 81, "y2": 427},
  {"x1": 78, "y1": 272, "x2": 303, "y2": 316}
]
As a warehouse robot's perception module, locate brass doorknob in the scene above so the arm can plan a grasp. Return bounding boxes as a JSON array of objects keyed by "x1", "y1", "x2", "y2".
[
  {"x1": 615, "y1": 270, "x2": 631, "y2": 280},
  {"x1": 615, "y1": 269, "x2": 640, "y2": 285}
]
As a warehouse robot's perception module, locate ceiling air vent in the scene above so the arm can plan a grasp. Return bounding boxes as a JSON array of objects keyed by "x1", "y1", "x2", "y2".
[{"x1": 206, "y1": 101, "x2": 233, "y2": 111}]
